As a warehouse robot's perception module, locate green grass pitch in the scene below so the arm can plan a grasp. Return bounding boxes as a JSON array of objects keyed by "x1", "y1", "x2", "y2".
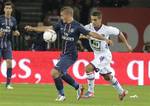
[{"x1": 0, "y1": 84, "x2": 150, "y2": 106}]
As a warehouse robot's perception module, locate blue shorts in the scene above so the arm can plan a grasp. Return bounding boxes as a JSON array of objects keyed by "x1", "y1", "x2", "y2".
[
  {"x1": 55, "y1": 54, "x2": 77, "y2": 74},
  {"x1": 0, "y1": 46, "x2": 12, "y2": 59}
]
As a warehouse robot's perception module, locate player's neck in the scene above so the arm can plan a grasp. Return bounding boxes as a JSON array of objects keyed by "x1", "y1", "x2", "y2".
[
  {"x1": 94, "y1": 24, "x2": 102, "y2": 31},
  {"x1": 4, "y1": 14, "x2": 11, "y2": 18},
  {"x1": 95, "y1": 24, "x2": 102, "y2": 28},
  {"x1": 66, "y1": 18, "x2": 74, "y2": 24}
]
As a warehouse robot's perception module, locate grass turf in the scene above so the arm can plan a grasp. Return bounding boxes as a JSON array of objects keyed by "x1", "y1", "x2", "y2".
[{"x1": 0, "y1": 84, "x2": 150, "y2": 106}]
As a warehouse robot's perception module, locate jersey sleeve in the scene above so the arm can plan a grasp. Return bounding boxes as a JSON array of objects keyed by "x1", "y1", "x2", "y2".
[
  {"x1": 78, "y1": 24, "x2": 90, "y2": 35},
  {"x1": 12, "y1": 18, "x2": 18, "y2": 31},
  {"x1": 107, "y1": 26, "x2": 120, "y2": 36}
]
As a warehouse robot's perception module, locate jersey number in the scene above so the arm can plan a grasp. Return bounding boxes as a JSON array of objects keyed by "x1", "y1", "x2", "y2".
[{"x1": 90, "y1": 40, "x2": 101, "y2": 50}]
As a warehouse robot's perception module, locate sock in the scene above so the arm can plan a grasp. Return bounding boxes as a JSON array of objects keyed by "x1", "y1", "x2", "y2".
[
  {"x1": 6, "y1": 68, "x2": 12, "y2": 86},
  {"x1": 86, "y1": 72, "x2": 95, "y2": 93},
  {"x1": 54, "y1": 77, "x2": 64, "y2": 96},
  {"x1": 109, "y1": 76, "x2": 124, "y2": 95},
  {"x1": 61, "y1": 73, "x2": 79, "y2": 90}
]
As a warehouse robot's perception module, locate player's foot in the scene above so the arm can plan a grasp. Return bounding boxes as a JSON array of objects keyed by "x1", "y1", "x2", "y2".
[
  {"x1": 82, "y1": 91, "x2": 94, "y2": 98},
  {"x1": 119, "y1": 90, "x2": 128, "y2": 101},
  {"x1": 55, "y1": 95, "x2": 66, "y2": 102},
  {"x1": 77, "y1": 84, "x2": 84, "y2": 100},
  {"x1": 6, "y1": 85, "x2": 14, "y2": 90}
]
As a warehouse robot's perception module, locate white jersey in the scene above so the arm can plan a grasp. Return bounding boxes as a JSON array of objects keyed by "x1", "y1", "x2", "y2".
[
  {"x1": 85, "y1": 23, "x2": 120, "y2": 74},
  {"x1": 84, "y1": 23, "x2": 120, "y2": 54}
]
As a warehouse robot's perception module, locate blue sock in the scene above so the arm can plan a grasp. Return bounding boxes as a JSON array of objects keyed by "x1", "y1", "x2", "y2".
[
  {"x1": 6, "y1": 68, "x2": 12, "y2": 86},
  {"x1": 61, "y1": 73, "x2": 79, "y2": 90},
  {"x1": 54, "y1": 77, "x2": 64, "y2": 96}
]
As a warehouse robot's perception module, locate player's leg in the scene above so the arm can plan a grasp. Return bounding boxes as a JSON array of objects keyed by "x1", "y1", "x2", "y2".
[
  {"x1": 51, "y1": 68, "x2": 65, "y2": 101},
  {"x1": 61, "y1": 73, "x2": 84, "y2": 100},
  {"x1": 60, "y1": 55, "x2": 84, "y2": 100},
  {"x1": 3, "y1": 47, "x2": 13, "y2": 89},
  {"x1": 102, "y1": 68, "x2": 128, "y2": 101},
  {"x1": 83, "y1": 63, "x2": 95, "y2": 98},
  {"x1": 5, "y1": 59, "x2": 13, "y2": 89},
  {"x1": 51, "y1": 55, "x2": 83, "y2": 101}
]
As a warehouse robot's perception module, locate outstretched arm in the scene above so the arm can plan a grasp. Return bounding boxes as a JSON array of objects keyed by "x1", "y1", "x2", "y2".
[
  {"x1": 24, "y1": 25, "x2": 53, "y2": 32},
  {"x1": 13, "y1": 30, "x2": 20, "y2": 36},
  {"x1": 88, "y1": 32, "x2": 113, "y2": 45},
  {"x1": 118, "y1": 32, "x2": 133, "y2": 52}
]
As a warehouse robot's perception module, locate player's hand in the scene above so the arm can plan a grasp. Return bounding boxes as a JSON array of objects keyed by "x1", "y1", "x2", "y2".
[
  {"x1": 0, "y1": 31, "x2": 4, "y2": 37},
  {"x1": 24, "y1": 25, "x2": 34, "y2": 32},
  {"x1": 13, "y1": 30, "x2": 20, "y2": 36},
  {"x1": 79, "y1": 35, "x2": 90, "y2": 39},
  {"x1": 106, "y1": 39, "x2": 113, "y2": 46},
  {"x1": 126, "y1": 44, "x2": 133, "y2": 52}
]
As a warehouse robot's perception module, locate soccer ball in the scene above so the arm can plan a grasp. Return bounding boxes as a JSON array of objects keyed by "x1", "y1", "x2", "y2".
[{"x1": 43, "y1": 30, "x2": 57, "y2": 42}]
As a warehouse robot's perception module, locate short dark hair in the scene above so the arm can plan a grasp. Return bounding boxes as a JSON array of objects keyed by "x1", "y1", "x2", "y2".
[
  {"x1": 4, "y1": 1, "x2": 14, "y2": 8},
  {"x1": 91, "y1": 11, "x2": 102, "y2": 18},
  {"x1": 60, "y1": 6, "x2": 74, "y2": 15}
]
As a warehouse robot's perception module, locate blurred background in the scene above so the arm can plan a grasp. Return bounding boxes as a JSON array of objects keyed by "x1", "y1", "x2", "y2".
[{"x1": 1, "y1": 0, "x2": 150, "y2": 52}]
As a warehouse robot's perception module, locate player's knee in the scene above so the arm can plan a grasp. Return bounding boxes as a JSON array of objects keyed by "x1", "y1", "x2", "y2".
[
  {"x1": 103, "y1": 74, "x2": 112, "y2": 81},
  {"x1": 51, "y1": 68, "x2": 60, "y2": 78},
  {"x1": 86, "y1": 64, "x2": 94, "y2": 73},
  {"x1": 6, "y1": 59, "x2": 12, "y2": 68}
]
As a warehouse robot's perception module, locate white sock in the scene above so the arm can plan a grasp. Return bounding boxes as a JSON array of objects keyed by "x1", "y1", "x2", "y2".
[
  {"x1": 86, "y1": 72, "x2": 95, "y2": 93},
  {"x1": 109, "y1": 76, "x2": 124, "y2": 95}
]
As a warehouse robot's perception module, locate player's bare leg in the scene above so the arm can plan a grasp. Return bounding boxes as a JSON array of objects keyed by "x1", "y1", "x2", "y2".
[
  {"x1": 51, "y1": 68, "x2": 66, "y2": 102},
  {"x1": 82, "y1": 63, "x2": 95, "y2": 98},
  {"x1": 103, "y1": 73, "x2": 128, "y2": 101},
  {"x1": 6, "y1": 59, "x2": 13, "y2": 90}
]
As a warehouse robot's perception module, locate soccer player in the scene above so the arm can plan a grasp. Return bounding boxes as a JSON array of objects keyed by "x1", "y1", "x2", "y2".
[
  {"x1": 81, "y1": 11, "x2": 132, "y2": 101},
  {"x1": 25, "y1": 6, "x2": 112, "y2": 101},
  {"x1": 0, "y1": 1, "x2": 20, "y2": 89}
]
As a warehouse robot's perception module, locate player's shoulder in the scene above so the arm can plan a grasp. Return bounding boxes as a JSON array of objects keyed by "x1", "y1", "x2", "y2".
[
  {"x1": 84, "y1": 23, "x2": 92, "y2": 28},
  {"x1": 0, "y1": 15, "x2": 4, "y2": 20},
  {"x1": 73, "y1": 20, "x2": 82, "y2": 26},
  {"x1": 102, "y1": 24, "x2": 119, "y2": 31},
  {"x1": 84, "y1": 23, "x2": 93, "y2": 30},
  {"x1": 11, "y1": 16, "x2": 17, "y2": 22}
]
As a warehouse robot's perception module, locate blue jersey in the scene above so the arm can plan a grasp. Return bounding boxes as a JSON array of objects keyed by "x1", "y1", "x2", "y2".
[
  {"x1": 0, "y1": 15, "x2": 17, "y2": 48},
  {"x1": 53, "y1": 20, "x2": 90, "y2": 56}
]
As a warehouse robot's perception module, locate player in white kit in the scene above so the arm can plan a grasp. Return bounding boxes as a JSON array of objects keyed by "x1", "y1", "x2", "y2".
[{"x1": 81, "y1": 11, "x2": 132, "y2": 101}]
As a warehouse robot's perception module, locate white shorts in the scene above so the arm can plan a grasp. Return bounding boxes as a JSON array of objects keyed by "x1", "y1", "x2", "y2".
[{"x1": 91, "y1": 51, "x2": 114, "y2": 75}]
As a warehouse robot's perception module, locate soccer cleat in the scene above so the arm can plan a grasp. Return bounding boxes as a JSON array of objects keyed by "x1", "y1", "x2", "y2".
[
  {"x1": 82, "y1": 91, "x2": 95, "y2": 98},
  {"x1": 6, "y1": 85, "x2": 14, "y2": 90},
  {"x1": 77, "y1": 84, "x2": 84, "y2": 100},
  {"x1": 119, "y1": 90, "x2": 128, "y2": 101},
  {"x1": 55, "y1": 95, "x2": 66, "y2": 102}
]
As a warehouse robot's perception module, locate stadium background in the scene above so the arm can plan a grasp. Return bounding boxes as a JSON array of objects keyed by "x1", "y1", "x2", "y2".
[
  {"x1": 0, "y1": 0, "x2": 149, "y2": 52},
  {"x1": 0, "y1": 0, "x2": 149, "y2": 83},
  {"x1": 0, "y1": 0, "x2": 150, "y2": 106}
]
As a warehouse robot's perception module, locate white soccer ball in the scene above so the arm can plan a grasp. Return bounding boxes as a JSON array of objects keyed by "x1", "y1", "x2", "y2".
[{"x1": 43, "y1": 30, "x2": 57, "y2": 42}]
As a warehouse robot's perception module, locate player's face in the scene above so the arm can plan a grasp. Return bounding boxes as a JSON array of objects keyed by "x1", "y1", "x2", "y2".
[
  {"x1": 91, "y1": 16, "x2": 102, "y2": 27},
  {"x1": 4, "y1": 5, "x2": 13, "y2": 15},
  {"x1": 60, "y1": 11, "x2": 70, "y2": 23}
]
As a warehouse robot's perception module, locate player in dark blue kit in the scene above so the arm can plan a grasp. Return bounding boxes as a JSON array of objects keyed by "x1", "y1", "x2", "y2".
[
  {"x1": 25, "y1": 6, "x2": 112, "y2": 101},
  {"x1": 0, "y1": 2, "x2": 20, "y2": 89}
]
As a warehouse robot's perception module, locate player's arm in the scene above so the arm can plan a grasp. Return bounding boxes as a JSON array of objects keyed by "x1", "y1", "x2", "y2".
[
  {"x1": 25, "y1": 25, "x2": 53, "y2": 32},
  {"x1": 88, "y1": 32, "x2": 113, "y2": 45},
  {"x1": 12, "y1": 18, "x2": 20, "y2": 36},
  {"x1": 0, "y1": 30, "x2": 4, "y2": 37},
  {"x1": 79, "y1": 24, "x2": 113, "y2": 45},
  {"x1": 118, "y1": 32, "x2": 133, "y2": 52},
  {"x1": 12, "y1": 30, "x2": 20, "y2": 36}
]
